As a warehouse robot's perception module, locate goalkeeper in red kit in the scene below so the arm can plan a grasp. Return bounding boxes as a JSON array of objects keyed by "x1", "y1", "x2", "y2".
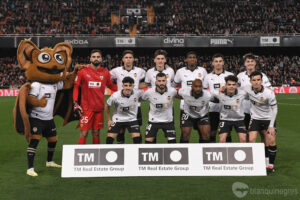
[{"x1": 73, "y1": 50, "x2": 117, "y2": 144}]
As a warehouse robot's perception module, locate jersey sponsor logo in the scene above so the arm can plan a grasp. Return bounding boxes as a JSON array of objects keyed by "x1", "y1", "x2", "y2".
[
  {"x1": 44, "y1": 93, "x2": 55, "y2": 99},
  {"x1": 88, "y1": 81, "x2": 101, "y2": 88},
  {"x1": 156, "y1": 104, "x2": 163, "y2": 108},
  {"x1": 214, "y1": 83, "x2": 220, "y2": 89},
  {"x1": 224, "y1": 105, "x2": 237, "y2": 110},
  {"x1": 187, "y1": 81, "x2": 193, "y2": 85},
  {"x1": 122, "y1": 107, "x2": 130, "y2": 111}
]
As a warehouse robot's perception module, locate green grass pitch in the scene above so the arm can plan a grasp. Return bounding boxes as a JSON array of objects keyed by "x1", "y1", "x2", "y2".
[{"x1": 0, "y1": 95, "x2": 299, "y2": 200}]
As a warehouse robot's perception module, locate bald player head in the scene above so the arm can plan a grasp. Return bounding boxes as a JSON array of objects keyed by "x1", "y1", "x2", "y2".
[{"x1": 191, "y1": 79, "x2": 203, "y2": 97}]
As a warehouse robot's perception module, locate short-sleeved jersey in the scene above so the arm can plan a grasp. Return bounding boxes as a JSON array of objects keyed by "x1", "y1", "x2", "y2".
[
  {"x1": 212, "y1": 89, "x2": 247, "y2": 121},
  {"x1": 74, "y1": 65, "x2": 117, "y2": 112},
  {"x1": 244, "y1": 85, "x2": 277, "y2": 120},
  {"x1": 237, "y1": 71, "x2": 271, "y2": 114},
  {"x1": 174, "y1": 66, "x2": 208, "y2": 110},
  {"x1": 29, "y1": 81, "x2": 63, "y2": 120},
  {"x1": 203, "y1": 70, "x2": 234, "y2": 112},
  {"x1": 145, "y1": 67, "x2": 174, "y2": 88},
  {"x1": 107, "y1": 89, "x2": 144, "y2": 122},
  {"x1": 142, "y1": 87, "x2": 177, "y2": 123},
  {"x1": 178, "y1": 88, "x2": 211, "y2": 119},
  {"x1": 110, "y1": 66, "x2": 146, "y2": 90}
]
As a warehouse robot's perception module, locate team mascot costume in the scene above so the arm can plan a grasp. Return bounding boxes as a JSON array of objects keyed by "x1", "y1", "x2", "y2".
[{"x1": 13, "y1": 40, "x2": 80, "y2": 176}]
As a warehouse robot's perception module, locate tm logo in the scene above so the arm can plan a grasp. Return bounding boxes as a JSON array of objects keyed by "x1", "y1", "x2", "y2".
[{"x1": 232, "y1": 182, "x2": 249, "y2": 198}]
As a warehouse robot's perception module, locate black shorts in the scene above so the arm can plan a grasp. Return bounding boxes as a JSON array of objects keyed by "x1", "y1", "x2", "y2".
[
  {"x1": 248, "y1": 119, "x2": 277, "y2": 132},
  {"x1": 244, "y1": 113, "x2": 251, "y2": 130},
  {"x1": 209, "y1": 112, "x2": 220, "y2": 131},
  {"x1": 108, "y1": 121, "x2": 140, "y2": 134},
  {"x1": 137, "y1": 106, "x2": 142, "y2": 126},
  {"x1": 29, "y1": 117, "x2": 57, "y2": 138},
  {"x1": 219, "y1": 120, "x2": 247, "y2": 134},
  {"x1": 145, "y1": 122, "x2": 176, "y2": 138},
  {"x1": 180, "y1": 111, "x2": 210, "y2": 128}
]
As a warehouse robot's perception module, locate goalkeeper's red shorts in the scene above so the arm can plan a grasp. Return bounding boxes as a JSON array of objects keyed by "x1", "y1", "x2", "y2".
[{"x1": 80, "y1": 111, "x2": 104, "y2": 130}]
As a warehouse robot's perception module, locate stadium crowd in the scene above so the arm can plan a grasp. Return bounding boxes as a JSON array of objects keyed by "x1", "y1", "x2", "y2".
[
  {"x1": 0, "y1": 0, "x2": 299, "y2": 35},
  {"x1": 1, "y1": 54, "x2": 300, "y2": 88}
]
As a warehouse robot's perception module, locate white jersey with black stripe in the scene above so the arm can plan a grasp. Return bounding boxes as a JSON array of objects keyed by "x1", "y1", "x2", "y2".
[
  {"x1": 203, "y1": 70, "x2": 234, "y2": 112},
  {"x1": 29, "y1": 81, "x2": 64, "y2": 120},
  {"x1": 244, "y1": 85, "x2": 277, "y2": 120}
]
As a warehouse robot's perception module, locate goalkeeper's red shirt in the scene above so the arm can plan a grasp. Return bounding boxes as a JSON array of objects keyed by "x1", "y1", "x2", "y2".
[{"x1": 73, "y1": 65, "x2": 117, "y2": 112}]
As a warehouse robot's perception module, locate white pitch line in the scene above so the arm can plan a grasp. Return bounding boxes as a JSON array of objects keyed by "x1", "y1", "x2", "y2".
[{"x1": 278, "y1": 103, "x2": 300, "y2": 106}]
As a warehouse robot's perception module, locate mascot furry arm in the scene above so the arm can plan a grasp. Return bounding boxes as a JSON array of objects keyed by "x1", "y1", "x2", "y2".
[{"x1": 13, "y1": 40, "x2": 80, "y2": 142}]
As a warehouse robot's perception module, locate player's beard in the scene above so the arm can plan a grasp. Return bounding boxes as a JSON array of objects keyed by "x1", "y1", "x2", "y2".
[
  {"x1": 92, "y1": 61, "x2": 101, "y2": 67},
  {"x1": 193, "y1": 90, "x2": 203, "y2": 98},
  {"x1": 157, "y1": 84, "x2": 166, "y2": 90}
]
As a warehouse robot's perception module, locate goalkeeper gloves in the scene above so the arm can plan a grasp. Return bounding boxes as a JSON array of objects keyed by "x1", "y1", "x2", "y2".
[{"x1": 73, "y1": 101, "x2": 83, "y2": 118}]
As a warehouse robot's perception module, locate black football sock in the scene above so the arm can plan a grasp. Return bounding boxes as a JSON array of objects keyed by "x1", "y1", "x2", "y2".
[
  {"x1": 226, "y1": 135, "x2": 232, "y2": 143},
  {"x1": 210, "y1": 136, "x2": 216, "y2": 143},
  {"x1": 180, "y1": 138, "x2": 189, "y2": 143},
  {"x1": 133, "y1": 136, "x2": 142, "y2": 144},
  {"x1": 200, "y1": 139, "x2": 210, "y2": 143},
  {"x1": 47, "y1": 141, "x2": 57, "y2": 162},
  {"x1": 27, "y1": 139, "x2": 39, "y2": 169},
  {"x1": 116, "y1": 133, "x2": 125, "y2": 144},
  {"x1": 268, "y1": 145, "x2": 277, "y2": 166},
  {"x1": 145, "y1": 140, "x2": 156, "y2": 144},
  {"x1": 106, "y1": 137, "x2": 114, "y2": 144}
]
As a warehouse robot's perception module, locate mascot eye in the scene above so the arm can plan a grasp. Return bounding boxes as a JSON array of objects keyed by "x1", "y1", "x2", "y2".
[
  {"x1": 54, "y1": 53, "x2": 64, "y2": 64},
  {"x1": 37, "y1": 52, "x2": 51, "y2": 63}
]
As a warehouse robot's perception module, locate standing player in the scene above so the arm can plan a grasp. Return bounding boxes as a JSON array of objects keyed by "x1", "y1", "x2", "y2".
[
  {"x1": 203, "y1": 54, "x2": 233, "y2": 142},
  {"x1": 110, "y1": 50, "x2": 147, "y2": 144},
  {"x1": 174, "y1": 51, "x2": 207, "y2": 142},
  {"x1": 73, "y1": 49, "x2": 117, "y2": 144},
  {"x1": 212, "y1": 75, "x2": 247, "y2": 143},
  {"x1": 177, "y1": 79, "x2": 211, "y2": 143},
  {"x1": 142, "y1": 72, "x2": 177, "y2": 143},
  {"x1": 237, "y1": 53, "x2": 271, "y2": 130},
  {"x1": 145, "y1": 49, "x2": 175, "y2": 88},
  {"x1": 105, "y1": 77, "x2": 143, "y2": 144},
  {"x1": 245, "y1": 71, "x2": 278, "y2": 173}
]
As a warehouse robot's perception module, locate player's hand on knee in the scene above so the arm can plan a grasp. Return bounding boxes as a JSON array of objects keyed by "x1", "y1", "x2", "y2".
[
  {"x1": 73, "y1": 101, "x2": 82, "y2": 118},
  {"x1": 267, "y1": 127, "x2": 276, "y2": 136},
  {"x1": 39, "y1": 95, "x2": 47, "y2": 107},
  {"x1": 219, "y1": 86, "x2": 226, "y2": 93}
]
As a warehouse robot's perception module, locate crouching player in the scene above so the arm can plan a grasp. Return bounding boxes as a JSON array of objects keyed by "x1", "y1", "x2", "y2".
[
  {"x1": 142, "y1": 72, "x2": 177, "y2": 143},
  {"x1": 105, "y1": 77, "x2": 143, "y2": 144},
  {"x1": 245, "y1": 71, "x2": 278, "y2": 173},
  {"x1": 213, "y1": 75, "x2": 247, "y2": 143},
  {"x1": 177, "y1": 79, "x2": 211, "y2": 143}
]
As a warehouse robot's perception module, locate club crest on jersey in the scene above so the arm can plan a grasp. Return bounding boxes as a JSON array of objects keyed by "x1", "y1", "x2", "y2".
[
  {"x1": 167, "y1": 96, "x2": 171, "y2": 101},
  {"x1": 198, "y1": 73, "x2": 202, "y2": 78},
  {"x1": 134, "y1": 98, "x2": 137, "y2": 102},
  {"x1": 99, "y1": 75, "x2": 104, "y2": 80},
  {"x1": 53, "y1": 86, "x2": 56, "y2": 90},
  {"x1": 201, "y1": 101, "x2": 206, "y2": 105},
  {"x1": 32, "y1": 127, "x2": 38, "y2": 132},
  {"x1": 236, "y1": 99, "x2": 240, "y2": 104},
  {"x1": 166, "y1": 74, "x2": 169, "y2": 78},
  {"x1": 134, "y1": 73, "x2": 137, "y2": 78},
  {"x1": 259, "y1": 97, "x2": 264, "y2": 102}
]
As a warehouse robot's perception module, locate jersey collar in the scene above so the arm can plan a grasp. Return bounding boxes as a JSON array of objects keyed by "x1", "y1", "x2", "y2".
[
  {"x1": 252, "y1": 85, "x2": 264, "y2": 94},
  {"x1": 191, "y1": 89, "x2": 203, "y2": 99},
  {"x1": 185, "y1": 66, "x2": 198, "y2": 72},
  {"x1": 212, "y1": 69, "x2": 225, "y2": 76},
  {"x1": 122, "y1": 66, "x2": 135, "y2": 72},
  {"x1": 154, "y1": 66, "x2": 166, "y2": 72}
]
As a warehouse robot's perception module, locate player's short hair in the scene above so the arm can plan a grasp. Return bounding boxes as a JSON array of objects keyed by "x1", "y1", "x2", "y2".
[
  {"x1": 250, "y1": 71, "x2": 263, "y2": 79},
  {"x1": 154, "y1": 49, "x2": 167, "y2": 58},
  {"x1": 225, "y1": 75, "x2": 238, "y2": 83},
  {"x1": 193, "y1": 79, "x2": 202, "y2": 84},
  {"x1": 122, "y1": 76, "x2": 134, "y2": 84},
  {"x1": 90, "y1": 49, "x2": 102, "y2": 57},
  {"x1": 186, "y1": 51, "x2": 197, "y2": 58},
  {"x1": 243, "y1": 53, "x2": 258, "y2": 61},
  {"x1": 212, "y1": 53, "x2": 224, "y2": 61},
  {"x1": 122, "y1": 50, "x2": 134, "y2": 57},
  {"x1": 156, "y1": 72, "x2": 166, "y2": 79}
]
